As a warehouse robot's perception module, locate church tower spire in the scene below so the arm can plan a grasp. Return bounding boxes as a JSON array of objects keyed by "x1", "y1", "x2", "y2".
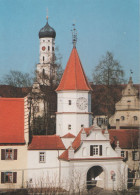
[
  {"x1": 36, "y1": 13, "x2": 56, "y2": 85},
  {"x1": 56, "y1": 28, "x2": 92, "y2": 137}
]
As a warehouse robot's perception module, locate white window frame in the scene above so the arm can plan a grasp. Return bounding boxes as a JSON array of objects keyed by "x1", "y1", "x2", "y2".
[
  {"x1": 4, "y1": 172, "x2": 13, "y2": 183},
  {"x1": 93, "y1": 145, "x2": 99, "y2": 155},
  {"x1": 5, "y1": 148, "x2": 13, "y2": 160},
  {"x1": 121, "y1": 151, "x2": 125, "y2": 158},
  {"x1": 133, "y1": 151, "x2": 139, "y2": 161},
  {"x1": 39, "y1": 152, "x2": 46, "y2": 163}
]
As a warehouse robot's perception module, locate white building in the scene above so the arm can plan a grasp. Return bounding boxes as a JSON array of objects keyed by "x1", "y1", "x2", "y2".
[{"x1": 28, "y1": 39, "x2": 128, "y2": 191}]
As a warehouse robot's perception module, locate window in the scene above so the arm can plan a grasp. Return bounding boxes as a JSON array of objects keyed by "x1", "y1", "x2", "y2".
[
  {"x1": 42, "y1": 69, "x2": 45, "y2": 76},
  {"x1": 121, "y1": 116, "x2": 125, "y2": 121},
  {"x1": 68, "y1": 100, "x2": 72, "y2": 105},
  {"x1": 48, "y1": 40, "x2": 50, "y2": 42},
  {"x1": 121, "y1": 151, "x2": 128, "y2": 161},
  {"x1": 1, "y1": 149, "x2": 17, "y2": 160},
  {"x1": 43, "y1": 40, "x2": 45, "y2": 42},
  {"x1": 68, "y1": 125, "x2": 71, "y2": 130},
  {"x1": 6, "y1": 149, "x2": 13, "y2": 160},
  {"x1": 121, "y1": 151, "x2": 125, "y2": 158},
  {"x1": 52, "y1": 47, "x2": 54, "y2": 51},
  {"x1": 1, "y1": 172, "x2": 17, "y2": 183},
  {"x1": 43, "y1": 56, "x2": 45, "y2": 62},
  {"x1": 90, "y1": 145, "x2": 102, "y2": 156},
  {"x1": 81, "y1": 124, "x2": 84, "y2": 128},
  {"x1": 39, "y1": 152, "x2": 46, "y2": 163},
  {"x1": 134, "y1": 116, "x2": 138, "y2": 121},
  {"x1": 132, "y1": 151, "x2": 140, "y2": 161},
  {"x1": 48, "y1": 46, "x2": 50, "y2": 51}
]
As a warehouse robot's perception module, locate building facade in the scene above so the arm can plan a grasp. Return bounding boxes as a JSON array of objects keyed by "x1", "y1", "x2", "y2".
[
  {"x1": 0, "y1": 97, "x2": 29, "y2": 189},
  {"x1": 109, "y1": 77, "x2": 140, "y2": 129}
]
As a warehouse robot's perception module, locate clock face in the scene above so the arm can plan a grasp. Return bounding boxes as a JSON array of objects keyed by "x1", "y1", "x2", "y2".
[
  {"x1": 42, "y1": 46, "x2": 46, "y2": 51},
  {"x1": 76, "y1": 97, "x2": 88, "y2": 110}
]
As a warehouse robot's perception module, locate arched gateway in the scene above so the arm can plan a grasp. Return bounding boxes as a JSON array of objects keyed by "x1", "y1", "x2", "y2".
[{"x1": 87, "y1": 165, "x2": 105, "y2": 190}]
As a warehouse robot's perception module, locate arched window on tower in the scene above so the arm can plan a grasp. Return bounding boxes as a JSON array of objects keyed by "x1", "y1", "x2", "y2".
[
  {"x1": 42, "y1": 69, "x2": 45, "y2": 76},
  {"x1": 121, "y1": 116, "x2": 125, "y2": 121},
  {"x1": 48, "y1": 46, "x2": 50, "y2": 51},
  {"x1": 134, "y1": 116, "x2": 138, "y2": 121},
  {"x1": 43, "y1": 56, "x2": 45, "y2": 62}
]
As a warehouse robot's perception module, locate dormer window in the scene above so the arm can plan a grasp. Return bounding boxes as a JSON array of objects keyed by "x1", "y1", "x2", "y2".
[
  {"x1": 68, "y1": 125, "x2": 71, "y2": 130},
  {"x1": 134, "y1": 116, "x2": 138, "y2": 121},
  {"x1": 68, "y1": 100, "x2": 72, "y2": 105},
  {"x1": 121, "y1": 116, "x2": 125, "y2": 121}
]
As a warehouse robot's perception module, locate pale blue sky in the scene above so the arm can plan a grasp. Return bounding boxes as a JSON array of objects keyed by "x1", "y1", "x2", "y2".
[{"x1": 0, "y1": 0, "x2": 139, "y2": 83}]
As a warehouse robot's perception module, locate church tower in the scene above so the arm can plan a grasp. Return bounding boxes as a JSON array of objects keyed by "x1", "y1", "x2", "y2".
[
  {"x1": 37, "y1": 15, "x2": 56, "y2": 85},
  {"x1": 56, "y1": 26, "x2": 93, "y2": 137}
]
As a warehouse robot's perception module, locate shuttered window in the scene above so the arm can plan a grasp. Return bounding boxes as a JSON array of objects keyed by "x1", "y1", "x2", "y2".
[
  {"x1": 1, "y1": 172, "x2": 17, "y2": 183},
  {"x1": 90, "y1": 145, "x2": 102, "y2": 156},
  {"x1": 132, "y1": 151, "x2": 140, "y2": 161},
  {"x1": 1, "y1": 149, "x2": 17, "y2": 160}
]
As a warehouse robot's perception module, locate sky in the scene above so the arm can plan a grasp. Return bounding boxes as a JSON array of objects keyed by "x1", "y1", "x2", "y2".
[{"x1": 0, "y1": 0, "x2": 139, "y2": 83}]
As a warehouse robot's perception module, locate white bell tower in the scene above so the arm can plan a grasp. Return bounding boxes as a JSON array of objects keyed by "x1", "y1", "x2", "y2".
[{"x1": 36, "y1": 14, "x2": 56, "y2": 85}]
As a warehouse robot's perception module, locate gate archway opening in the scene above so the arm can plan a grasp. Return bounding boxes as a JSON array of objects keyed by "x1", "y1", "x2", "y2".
[{"x1": 87, "y1": 166, "x2": 105, "y2": 190}]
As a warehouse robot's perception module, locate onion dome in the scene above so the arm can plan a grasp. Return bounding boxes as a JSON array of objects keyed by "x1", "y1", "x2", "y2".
[{"x1": 39, "y1": 21, "x2": 56, "y2": 39}]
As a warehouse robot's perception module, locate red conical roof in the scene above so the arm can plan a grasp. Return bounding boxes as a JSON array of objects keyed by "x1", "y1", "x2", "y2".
[{"x1": 56, "y1": 48, "x2": 92, "y2": 91}]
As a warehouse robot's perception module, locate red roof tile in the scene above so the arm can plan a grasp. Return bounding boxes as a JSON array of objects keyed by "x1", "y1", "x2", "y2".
[
  {"x1": 59, "y1": 149, "x2": 69, "y2": 161},
  {"x1": 109, "y1": 129, "x2": 139, "y2": 149},
  {"x1": 56, "y1": 48, "x2": 92, "y2": 91},
  {"x1": 61, "y1": 133, "x2": 76, "y2": 138},
  {"x1": 28, "y1": 135, "x2": 66, "y2": 150},
  {"x1": 59, "y1": 127, "x2": 92, "y2": 161},
  {"x1": 72, "y1": 127, "x2": 91, "y2": 151},
  {"x1": 0, "y1": 98, "x2": 25, "y2": 143}
]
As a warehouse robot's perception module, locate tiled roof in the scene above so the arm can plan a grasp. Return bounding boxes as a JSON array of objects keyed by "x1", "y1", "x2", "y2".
[
  {"x1": 59, "y1": 127, "x2": 92, "y2": 160},
  {"x1": 28, "y1": 135, "x2": 66, "y2": 150},
  {"x1": 0, "y1": 98, "x2": 25, "y2": 143},
  {"x1": 56, "y1": 48, "x2": 92, "y2": 91},
  {"x1": 109, "y1": 129, "x2": 139, "y2": 149},
  {"x1": 61, "y1": 133, "x2": 76, "y2": 138}
]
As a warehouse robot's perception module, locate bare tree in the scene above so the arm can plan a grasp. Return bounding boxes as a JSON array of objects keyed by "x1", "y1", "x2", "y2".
[
  {"x1": 92, "y1": 51, "x2": 125, "y2": 85},
  {"x1": 92, "y1": 52, "x2": 125, "y2": 120},
  {"x1": 0, "y1": 70, "x2": 34, "y2": 87}
]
